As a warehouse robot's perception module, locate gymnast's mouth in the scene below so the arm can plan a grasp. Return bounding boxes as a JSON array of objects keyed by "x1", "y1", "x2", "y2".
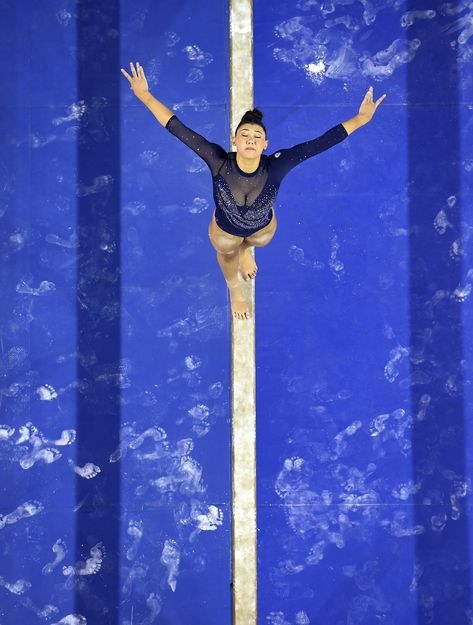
[{"x1": 245, "y1": 147, "x2": 255, "y2": 151}]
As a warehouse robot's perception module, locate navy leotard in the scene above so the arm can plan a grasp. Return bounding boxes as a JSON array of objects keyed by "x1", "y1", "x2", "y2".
[{"x1": 165, "y1": 114, "x2": 348, "y2": 237}]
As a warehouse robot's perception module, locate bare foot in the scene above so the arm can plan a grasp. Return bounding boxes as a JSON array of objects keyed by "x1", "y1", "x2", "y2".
[
  {"x1": 227, "y1": 279, "x2": 252, "y2": 320},
  {"x1": 238, "y1": 246, "x2": 258, "y2": 281}
]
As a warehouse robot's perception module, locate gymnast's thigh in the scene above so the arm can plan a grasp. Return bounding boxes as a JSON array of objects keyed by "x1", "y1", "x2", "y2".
[{"x1": 208, "y1": 210, "x2": 244, "y2": 254}]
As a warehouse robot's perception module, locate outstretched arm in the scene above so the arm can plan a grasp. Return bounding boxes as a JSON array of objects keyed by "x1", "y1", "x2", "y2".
[
  {"x1": 121, "y1": 62, "x2": 174, "y2": 127},
  {"x1": 341, "y1": 86, "x2": 386, "y2": 135},
  {"x1": 121, "y1": 61, "x2": 226, "y2": 174}
]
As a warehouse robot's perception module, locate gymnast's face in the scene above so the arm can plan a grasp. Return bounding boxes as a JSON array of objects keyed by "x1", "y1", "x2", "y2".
[{"x1": 233, "y1": 124, "x2": 268, "y2": 158}]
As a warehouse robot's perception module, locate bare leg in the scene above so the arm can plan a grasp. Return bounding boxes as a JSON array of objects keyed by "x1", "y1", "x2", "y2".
[
  {"x1": 216, "y1": 250, "x2": 251, "y2": 320},
  {"x1": 237, "y1": 213, "x2": 277, "y2": 281},
  {"x1": 238, "y1": 240, "x2": 257, "y2": 281}
]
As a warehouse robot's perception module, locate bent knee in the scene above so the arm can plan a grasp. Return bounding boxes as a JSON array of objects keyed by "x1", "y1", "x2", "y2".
[
  {"x1": 208, "y1": 233, "x2": 241, "y2": 255},
  {"x1": 247, "y1": 229, "x2": 276, "y2": 247}
]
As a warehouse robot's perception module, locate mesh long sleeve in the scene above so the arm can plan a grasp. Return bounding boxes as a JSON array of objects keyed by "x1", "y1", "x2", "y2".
[
  {"x1": 269, "y1": 123, "x2": 348, "y2": 181},
  {"x1": 165, "y1": 115, "x2": 227, "y2": 176}
]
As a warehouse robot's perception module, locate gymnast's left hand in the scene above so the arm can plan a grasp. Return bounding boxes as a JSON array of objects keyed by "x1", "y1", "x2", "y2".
[{"x1": 358, "y1": 86, "x2": 386, "y2": 122}]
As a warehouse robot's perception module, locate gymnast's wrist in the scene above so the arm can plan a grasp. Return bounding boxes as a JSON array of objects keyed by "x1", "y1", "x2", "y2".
[
  {"x1": 137, "y1": 90, "x2": 153, "y2": 104},
  {"x1": 356, "y1": 112, "x2": 371, "y2": 125}
]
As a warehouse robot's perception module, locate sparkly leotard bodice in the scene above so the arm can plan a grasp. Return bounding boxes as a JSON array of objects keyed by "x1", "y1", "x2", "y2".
[{"x1": 165, "y1": 115, "x2": 348, "y2": 237}]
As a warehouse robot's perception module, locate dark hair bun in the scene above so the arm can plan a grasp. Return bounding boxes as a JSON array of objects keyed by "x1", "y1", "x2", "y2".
[
  {"x1": 236, "y1": 107, "x2": 266, "y2": 135},
  {"x1": 241, "y1": 108, "x2": 263, "y2": 124},
  {"x1": 251, "y1": 108, "x2": 263, "y2": 122}
]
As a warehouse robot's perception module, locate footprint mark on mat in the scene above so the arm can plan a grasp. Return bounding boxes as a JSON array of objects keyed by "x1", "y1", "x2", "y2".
[
  {"x1": 0, "y1": 500, "x2": 44, "y2": 530},
  {"x1": 160, "y1": 539, "x2": 180, "y2": 592},
  {"x1": 193, "y1": 505, "x2": 223, "y2": 531},
  {"x1": 145, "y1": 592, "x2": 163, "y2": 623},
  {"x1": 51, "y1": 430, "x2": 76, "y2": 446},
  {"x1": 42, "y1": 539, "x2": 67, "y2": 575},
  {"x1": 51, "y1": 616, "x2": 87, "y2": 625},
  {"x1": 122, "y1": 562, "x2": 148, "y2": 596},
  {"x1": 68, "y1": 460, "x2": 101, "y2": 479},
  {"x1": 384, "y1": 345, "x2": 409, "y2": 382},
  {"x1": 288, "y1": 245, "x2": 324, "y2": 270},
  {"x1": 129, "y1": 426, "x2": 167, "y2": 450},
  {"x1": 329, "y1": 234, "x2": 344, "y2": 277},
  {"x1": 0, "y1": 575, "x2": 31, "y2": 595},
  {"x1": 36, "y1": 384, "x2": 58, "y2": 401},
  {"x1": 16, "y1": 422, "x2": 41, "y2": 445},
  {"x1": 15, "y1": 280, "x2": 56, "y2": 296},
  {"x1": 452, "y1": 269, "x2": 473, "y2": 302},
  {"x1": 35, "y1": 604, "x2": 59, "y2": 620},
  {"x1": 62, "y1": 543, "x2": 105, "y2": 588},
  {"x1": 126, "y1": 520, "x2": 143, "y2": 561},
  {"x1": 109, "y1": 423, "x2": 137, "y2": 463},
  {"x1": 20, "y1": 447, "x2": 62, "y2": 470},
  {"x1": 0, "y1": 424, "x2": 15, "y2": 440}
]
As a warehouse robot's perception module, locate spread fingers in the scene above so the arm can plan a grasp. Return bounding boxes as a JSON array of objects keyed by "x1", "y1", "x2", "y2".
[{"x1": 120, "y1": 68, "x2": 132, "y2": 82}]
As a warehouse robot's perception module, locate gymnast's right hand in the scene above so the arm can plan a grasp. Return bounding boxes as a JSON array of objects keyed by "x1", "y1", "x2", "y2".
[{"x1": 121, "y1": 62, "x2": 149, "y2": 99}]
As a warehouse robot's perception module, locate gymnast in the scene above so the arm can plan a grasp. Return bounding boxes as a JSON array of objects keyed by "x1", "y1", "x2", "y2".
[{"x1": 121, "y1": 62, "x2": 385, "y2": 320}]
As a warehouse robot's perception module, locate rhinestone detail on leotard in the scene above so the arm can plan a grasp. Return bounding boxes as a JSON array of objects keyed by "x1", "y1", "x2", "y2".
[{"x1": 214, "y1": 175, "x2": 278, "y2": 232}]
